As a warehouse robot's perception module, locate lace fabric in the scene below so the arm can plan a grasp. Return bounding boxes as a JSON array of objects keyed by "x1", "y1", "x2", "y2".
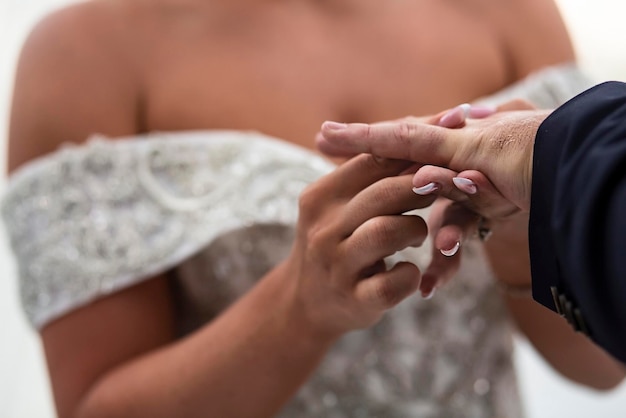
[{"x1": 1, "y1": 130, "x2": 334, "y2": 328}]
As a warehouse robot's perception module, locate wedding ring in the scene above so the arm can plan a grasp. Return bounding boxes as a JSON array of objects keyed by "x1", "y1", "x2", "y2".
[{"x1": 477, "y1": 217, "x2": 493, "y2": 242}]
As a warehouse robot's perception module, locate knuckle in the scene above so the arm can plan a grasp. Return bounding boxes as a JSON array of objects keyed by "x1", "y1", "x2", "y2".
[
  {"x1": 298, "y1": 183, "x2": 323, "y2": 220},
  {"x1": 392, "y1": 121, "x2": 415, "y2": 147},
  {"x1": 364, "y1": 123, "x2": 374, "y2": 142},
  {"x1": 305, "y1": 224, "x2": 332, "y2": 249},
  {"x1": 359, "y1": 152, "x2": 383, "y2": 169},
  {"x1": 361, "y1": 153, "x2": 393, "y2": 172},
  {"x1": 303, "y1": 225, "x2": 336, "y2": 268},
  {"x1": 356, "y1": 150, "x2": 411, "y2": 174},
  {"x1": 298, "y1": 183, "x2": 317, "y2": 210}
]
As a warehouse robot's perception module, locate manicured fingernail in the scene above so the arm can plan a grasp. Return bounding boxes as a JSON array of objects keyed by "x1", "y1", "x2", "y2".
[
  {"x1": 412, "y1": 182, "x2": 439, "y2": 195},
  {"x1": 439, "y1": 107, "x2": 465, "y2": 127},
  {"x1": 440, "y1": 104, "x2": 497, "y2": 126},
  {"x1": 322, "y1": 121, "x2": 348, "y2": 131},
  {"x1": 459, "y1": 103, "x2": 471, "y2": 118},
  {"x1": 422, "y1": 288, "x2": 437, "y2": 299},
  {"x1": 440, "y1": 241, "x2": 460, "y2": 257},
  {"x1": 453, "y1": 177, "x2": 477, "y2": 194},
  {"x1": 468, "y1": 105, "x2": 497, "y2": 119}
]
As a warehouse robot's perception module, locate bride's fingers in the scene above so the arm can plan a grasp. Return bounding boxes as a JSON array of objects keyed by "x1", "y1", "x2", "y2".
[
  {"x1": 431, "y1": 200, "x2": 481, "y2": 254},
  {"x1": 411, "y1": 165, "x2": 470, "y2": 203},
  {"x1": 412, "y1": 165, "x2": 519, "y2": 219},
  {"x1": 450, "y1": 170, "x2": 520, "y2": 219},
  {"x1": 418, "y1": 223, "x2": 464, "y2": 298},
  {"x1": 411, "y1": 103, "x2": 497, "y2": 131},
  {"x1": 312, "y1": 153, "x2": 413, "y2": 200},
  {"x1": 496, "y1": 98, "x2": 536, "y2": 112},
  {"x1": 337, "y1": 174, "x2": 436, "y2": 236},
  {"x1": 419, "y1": 253, "x2": 461, "y2": 299},
  {"x1": 420, "y1": 200, "x2": 482, "y2": 297},
  {"x1": 340, "y1": 214, "x2": 428, "y2": 274},
  {"x1": 354, "y1": 262, "x2": 422, "y2": 310},
  {"x1": 375, "y1": 104, "x2": 493, "y2": 173}
]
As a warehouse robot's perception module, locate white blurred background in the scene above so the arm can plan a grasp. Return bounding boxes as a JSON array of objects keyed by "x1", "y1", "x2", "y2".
[{"x1": 1, "y1": 1, "x2": 626, "y2": 417}]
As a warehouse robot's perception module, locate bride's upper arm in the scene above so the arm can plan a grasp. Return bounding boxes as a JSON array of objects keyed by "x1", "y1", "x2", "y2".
[{"x1": 5, "y1": 4, "x2": 177, "y2": 417}]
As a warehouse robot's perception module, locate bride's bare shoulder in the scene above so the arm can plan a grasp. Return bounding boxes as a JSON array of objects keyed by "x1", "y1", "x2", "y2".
[{"x1": 8, "y1": 0, "x2": 144, "y2": 172}]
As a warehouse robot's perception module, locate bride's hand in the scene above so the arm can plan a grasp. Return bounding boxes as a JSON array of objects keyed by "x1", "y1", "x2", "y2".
[
  {"x1": 285, "y1": 154, "x2": 435, "y2": 338},
  {"x1": 315, "y1": 100, "x2": 540, "y2": 296}
]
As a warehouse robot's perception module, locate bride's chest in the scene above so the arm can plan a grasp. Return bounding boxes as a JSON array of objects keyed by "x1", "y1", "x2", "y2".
[{"x1": 141, "y1": 5, "x2": 509, "y2": 145}]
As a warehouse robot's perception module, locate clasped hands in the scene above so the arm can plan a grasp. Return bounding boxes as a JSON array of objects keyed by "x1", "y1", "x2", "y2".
[
  {"x1": 284, "y1": 99, "x2": 551, "y2": 339},
  {"x1": 316, "y1": 100, "x2": 552, "y2": 314}
]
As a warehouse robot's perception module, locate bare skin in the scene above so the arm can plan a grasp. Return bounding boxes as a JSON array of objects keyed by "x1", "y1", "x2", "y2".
[{"x1": 8, "y1": 0, "x2": 621, "y2": 417}]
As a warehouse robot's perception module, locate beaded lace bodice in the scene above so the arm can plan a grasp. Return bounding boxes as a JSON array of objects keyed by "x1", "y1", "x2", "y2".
[
  {"x1": 1, "y1": 64, "x2": 592, "y2": 417},
  {"x1": 2, "y1": 131, "x2": 333, "y2": 327}
]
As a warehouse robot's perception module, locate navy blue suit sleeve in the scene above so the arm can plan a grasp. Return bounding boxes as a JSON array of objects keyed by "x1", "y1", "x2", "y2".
[{"x1": 530, "y1": 81, "x2": 626, "y2": 363}]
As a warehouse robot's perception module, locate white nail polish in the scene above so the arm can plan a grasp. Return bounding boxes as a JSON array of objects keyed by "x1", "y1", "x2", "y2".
[
  {"x1": 468, "y1": 105, "x2": 497, "y2": 119},
  {"x1": 412, "y1": 182, "x2": 438, "y2": 195},
  {"x1": 423, "y1": 288, "x2": 437, "y2": 299},
  {"x1": 440, "y1": 241, "x2": 460, "y2": 257},
  {"x1": 452, "y1": 177, "x2": 477, "y2": 195},
  {"x1": 459, "y1": 103, "x2": 471, "y2": 118}
]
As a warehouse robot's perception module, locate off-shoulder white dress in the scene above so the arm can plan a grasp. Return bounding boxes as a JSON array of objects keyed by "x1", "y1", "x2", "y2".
[{"x1": 1, "y1": 64, "x2": 591, "y2": 417}]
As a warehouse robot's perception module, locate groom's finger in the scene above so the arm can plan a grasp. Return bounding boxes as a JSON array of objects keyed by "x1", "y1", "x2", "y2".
[{"x1": 319, "y1": 120, "x2": 461, "y2": 167}]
